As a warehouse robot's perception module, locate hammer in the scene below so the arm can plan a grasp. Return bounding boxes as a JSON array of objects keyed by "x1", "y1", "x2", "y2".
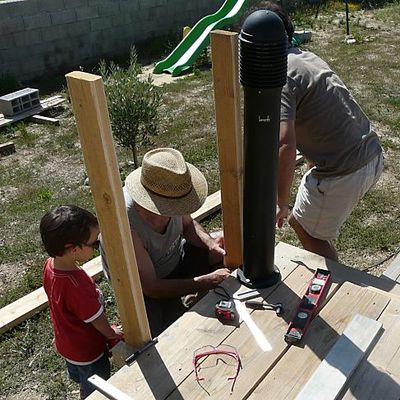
[{"x1": 245, "y1": 300, "x2": 284, "y2": 316}]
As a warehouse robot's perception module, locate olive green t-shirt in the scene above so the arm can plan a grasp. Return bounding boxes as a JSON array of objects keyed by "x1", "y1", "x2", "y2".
[
  {"x1": 124, "y1": 188, "x2": 184, "y2": 278},
  {"x1": 280, "y1": 48, "x2": 382, "y2": 178},
  {"x1": 100, "y1": 188, "x2": 184, "y2": 281}
]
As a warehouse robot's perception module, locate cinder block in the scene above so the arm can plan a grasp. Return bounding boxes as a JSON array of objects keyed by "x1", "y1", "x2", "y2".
[
  {"x1": 23, "y1": 13, "x2": 52, "y2": 30},
  {"x1": 0, "y1": 47, "x2": 23, "y2": 63},
  {"x1": 90, "y1": 17, "x2": 112, "y2": 32},
  {"x1": 64, "y1": 0, "x2": 89, "y2": 9},
  {"x1": 97, "y1": 3, "x2": 119, "y2": 17},
  {"x1": 76, "y1": 5, "x2": 99, "y2": 20},
  {"x1": 42, "y1": 25, "x2": 66, "y2": 41},
  {"x1": 0, "y1": 17, "x2": 25, "y2": 35},
  {"x1": 148, "y1": 6, "x2": 165, "y2": 19},
  {"x1": 21, "y1": 59, "x2": 46, "y2": 77},
  {"x1": 0, "y1": 88, "x2": 40, "y2": 117},
  {"x1": 37, "y1": 0, "x2": 65, "y2": 12},
  {"x1": 111, "y1": 14, "x2": 132, "y2": 27},
  {"x1": 119, "y1": 1, "x2": 138, "y2": 14},
  {"x1": 13, "y1": 30, "x2": 42, "y2": 47},
  {"x1": 1, "y1": 0, "x2": 39, "y2": 18},
  {"x1": 0, "y1": 142, "x2": 16, "y2": 157},
  {"x1": 64, "y1": 20, "x2": 91, "y2": 38},
  {"x1": 50, "y1": 9, "x2": 77, "y2": 25},
  {"x1": 0, "y1": 34, "x2": 15, "y2": 50}
]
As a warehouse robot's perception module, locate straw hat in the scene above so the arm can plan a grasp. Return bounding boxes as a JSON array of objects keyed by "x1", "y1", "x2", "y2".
[{"x1": 125, "y1": 148, "x2": 208, "y2": 216}]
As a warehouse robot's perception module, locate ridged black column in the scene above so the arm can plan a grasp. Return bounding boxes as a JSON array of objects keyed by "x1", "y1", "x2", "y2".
[{"x1": 237, "y1": 10, "x2": 288, "y2": 288}]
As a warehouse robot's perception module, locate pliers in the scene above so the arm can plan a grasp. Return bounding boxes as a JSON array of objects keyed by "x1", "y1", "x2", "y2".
[{"x1": 245, "y1": 300, "x2": 284, "y2": 316}]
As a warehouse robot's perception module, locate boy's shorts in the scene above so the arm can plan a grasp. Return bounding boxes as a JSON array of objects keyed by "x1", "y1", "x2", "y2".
[
  {"x1": 292, "y1": 152, "x2": 383, "y2": 241},
  {"x1": 66, "y1": 352, "x2": 110, "y2": 398}
]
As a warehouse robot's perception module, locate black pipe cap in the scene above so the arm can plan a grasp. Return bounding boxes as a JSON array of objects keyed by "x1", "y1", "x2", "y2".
[
  {"x1": 239, "y1": 10, "x2": 288, "y2": 88},
  {"x1": 240, "y1": 10, "x2": 287, "y2": 44}
]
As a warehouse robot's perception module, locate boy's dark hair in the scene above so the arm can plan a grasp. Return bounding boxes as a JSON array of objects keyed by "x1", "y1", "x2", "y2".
[
  {"x1": 241, "y1": 1, "x2": 294, "y2": 44},
  {"x1": 40, "y1": 205, "x2": 98, "y2": 257}
]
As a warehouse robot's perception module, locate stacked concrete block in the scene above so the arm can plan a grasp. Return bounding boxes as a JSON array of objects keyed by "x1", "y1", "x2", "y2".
[{"x1": 0, "y1": 88, "x2": 40, "y2": 117}]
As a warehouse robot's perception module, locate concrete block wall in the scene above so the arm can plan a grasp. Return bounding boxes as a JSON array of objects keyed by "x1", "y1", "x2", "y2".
[{"x1": 0, "y1": 0, "x2": 225, "y2": 82}]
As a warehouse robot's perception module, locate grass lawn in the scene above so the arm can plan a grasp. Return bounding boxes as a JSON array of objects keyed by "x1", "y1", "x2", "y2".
[{"x1": 1, "y1": 2, "x2": 400, "y2": 398}]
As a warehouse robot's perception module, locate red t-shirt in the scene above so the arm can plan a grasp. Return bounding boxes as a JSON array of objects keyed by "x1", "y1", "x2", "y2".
[{"x1": 42, "y1": 258, "x2": 107, "y2": 364}]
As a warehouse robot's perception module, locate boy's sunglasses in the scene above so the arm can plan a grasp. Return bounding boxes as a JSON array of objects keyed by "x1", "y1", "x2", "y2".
[{"x1": 83, "y1": 239, "x2": 100, "y2": 250}]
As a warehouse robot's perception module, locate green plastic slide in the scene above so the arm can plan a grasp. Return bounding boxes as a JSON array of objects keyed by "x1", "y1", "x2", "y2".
[{"x1": 154, "y1": 0, "x2": 249, "y2": 77}]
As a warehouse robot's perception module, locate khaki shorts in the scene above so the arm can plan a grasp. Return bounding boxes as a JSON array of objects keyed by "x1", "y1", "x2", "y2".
[{"x1": 292, "y1": 152, "x2": 384, "y2": 241}]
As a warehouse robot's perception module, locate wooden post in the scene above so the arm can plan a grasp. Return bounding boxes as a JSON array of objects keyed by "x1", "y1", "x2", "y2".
[
  {"x1": 65, "y1": 71, "x2": 151, "y2": 348},
  {"x1": 211, "y1": 30, "x2": 243, "y2": 269}
]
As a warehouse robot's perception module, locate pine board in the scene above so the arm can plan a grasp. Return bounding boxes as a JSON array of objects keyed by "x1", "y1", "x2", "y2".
[
  {"x1": 87, "y1": 243, "x2": 305, "y2": 400},
  {"x1": 295, "y1": 314, "x2": 382, "y2": 400},
  {"x1": 341, "y1": 298, "x2": 400, "y2": 400},
  {"x1": 0, "y1": 95, "x2": 65, "y2": 128},
  {"x1": 167, "y1": 264, "x2": 339, "y2": 400},
  {"x1": 247, "y1": 282, "x2": 390, "y2": 400},
  {"x1": 382, "y1": 253, "x2": 400, "y2": 283}
]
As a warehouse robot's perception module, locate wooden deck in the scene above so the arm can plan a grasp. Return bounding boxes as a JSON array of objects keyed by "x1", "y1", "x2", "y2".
[{"x1": 88, "y1": 242, "x2": 400, "y2": 400}]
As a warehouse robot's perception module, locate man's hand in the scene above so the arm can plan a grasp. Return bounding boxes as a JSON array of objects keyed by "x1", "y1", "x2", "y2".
[
  {"x1": 195, "y1": 268, "x2": 231, "y2": 288},
  {"x1": 276, "y1": 204, "x2": 289, "y2": 228},
  {"x1": 209, "y1": 234, "x2": 226, "y2": 256}
]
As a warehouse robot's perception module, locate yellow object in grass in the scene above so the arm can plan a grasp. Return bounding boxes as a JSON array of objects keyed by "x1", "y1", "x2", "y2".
[
  {"x1": 348, "y1": 3, "x2": 362, "y2": 11},
  {"x1": 182, "y1": 26, "x2": 191, "y2": 39}
]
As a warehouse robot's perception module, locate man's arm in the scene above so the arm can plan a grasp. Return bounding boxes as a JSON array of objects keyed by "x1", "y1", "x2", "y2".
[
  {"x1": 276, "y1": 119, "x2": 297, "y2": 228},
  {"x1": 182, "y1": 215, "x2": 226, "y2": 256},
  {"x1": 131, "y1": 229, "x2": 230, "y2": 299}
]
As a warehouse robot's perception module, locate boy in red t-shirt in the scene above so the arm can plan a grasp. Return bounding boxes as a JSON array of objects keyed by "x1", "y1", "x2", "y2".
[{"x1": 40, "y1": 205, "x2": 123, "y2": 399}]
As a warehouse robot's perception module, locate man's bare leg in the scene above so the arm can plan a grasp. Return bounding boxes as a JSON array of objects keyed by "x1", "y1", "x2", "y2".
[{"x1": 288, "y1": 214, "x2": 338, "y2": 261}]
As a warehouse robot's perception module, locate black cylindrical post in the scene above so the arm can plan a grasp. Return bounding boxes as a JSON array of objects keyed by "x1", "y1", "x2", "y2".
[
  {"x1": 237, "y1": 10, "x2": 288, "y2": 288},
  {"x1": 345, "y1": 0, "x2": 350, "y2": 36}
]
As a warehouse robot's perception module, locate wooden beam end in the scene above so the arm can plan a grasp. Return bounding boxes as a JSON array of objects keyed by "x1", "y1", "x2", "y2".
[
  {"x1": 65, "y1": 71, "x2": 102, "y2": 82},
  {"x1": 211, "y1": 30, "x2": 238, "y2": 38}
]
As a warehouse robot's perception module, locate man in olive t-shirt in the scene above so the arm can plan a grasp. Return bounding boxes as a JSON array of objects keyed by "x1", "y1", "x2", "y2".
[{"x1": 263, "y1": 2, "x2": 383, "y2": 261}]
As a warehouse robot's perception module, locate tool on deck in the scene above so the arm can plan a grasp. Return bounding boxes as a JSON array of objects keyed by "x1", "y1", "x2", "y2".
[
  {"x1": 125, "y1": 338, "x2": 158, "y2": 365},
  {"x1": 232, "y1": 289, "x2": 260, "y2": 302},
  {"x1": 245, "y1": 300, "x2": 284, "y2": 316},
  {"x1": 215, "y1": 300, "x2": 236, "y2": 320},
  {"x1": 214, "y1": 286, "x2": 236, "y2": 321},
  {"x1": 284, "y1": 268, "x2": 331, "y2": 344}
]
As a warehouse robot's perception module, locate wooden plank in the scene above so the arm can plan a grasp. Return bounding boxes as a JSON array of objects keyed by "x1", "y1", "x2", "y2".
[
  {"x1": 0, "y1": 105, "x2": 44, "y2": 128},
  {"x1": 88, "y1": 375, "x2": 133, "y2": 400},
  {"x1": 296, "y1": 150, "x2": 304, "y2": 164},
  {"x1": 0, "y1": 257, "x2": 103, "y2": 334},
  {"x1": 211, "y1": 30, "x2": 243, "y2": 269},
  {"x1": 66, "y1": 71, "x2": 151, "y2": 347},
  {"x1": 296, "y1": 314, "x2": 382, "y2": 400},
  {"x1": 341, "y1": 298, "x2": 400, "y2": 399},
  {"x1": 28, "y1": 114, "x2": 60, "y2": 125},
  {"x1": 382, "y1": 252, "x2": 400, "y2": 283},
  {"x1": 277, "y1": 242, "x2": 400, "y2": 297},
  {"x1": 0, "y1": 190, "x2": 223, "y2": 335},
  {"x1": 0, "y1": 95, "x2": 65, "y2": 128},
  {"x1": 40, "y1": 95, "x2": 65, "y2": 108},
  {"x1": 191, "y1": 190, "x2": 221, "y2": 221},
  {"x1": 247, "y1": 282, "x2": 390, "y2": 399},
  {"x1": 167, "y1": 262, "x2": 340, "y2": 400},
  {"x1": 0, "y1": 141, "x2": 16, "y2": 156},
  {"x1": 87, "y1": 242, "x2": 304, "y2": 400}
]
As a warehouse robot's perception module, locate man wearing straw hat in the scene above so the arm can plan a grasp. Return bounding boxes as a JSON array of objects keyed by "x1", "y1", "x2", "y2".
[{"x1": 102, "y1": 148, "x2": 231, "y2": 336}]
